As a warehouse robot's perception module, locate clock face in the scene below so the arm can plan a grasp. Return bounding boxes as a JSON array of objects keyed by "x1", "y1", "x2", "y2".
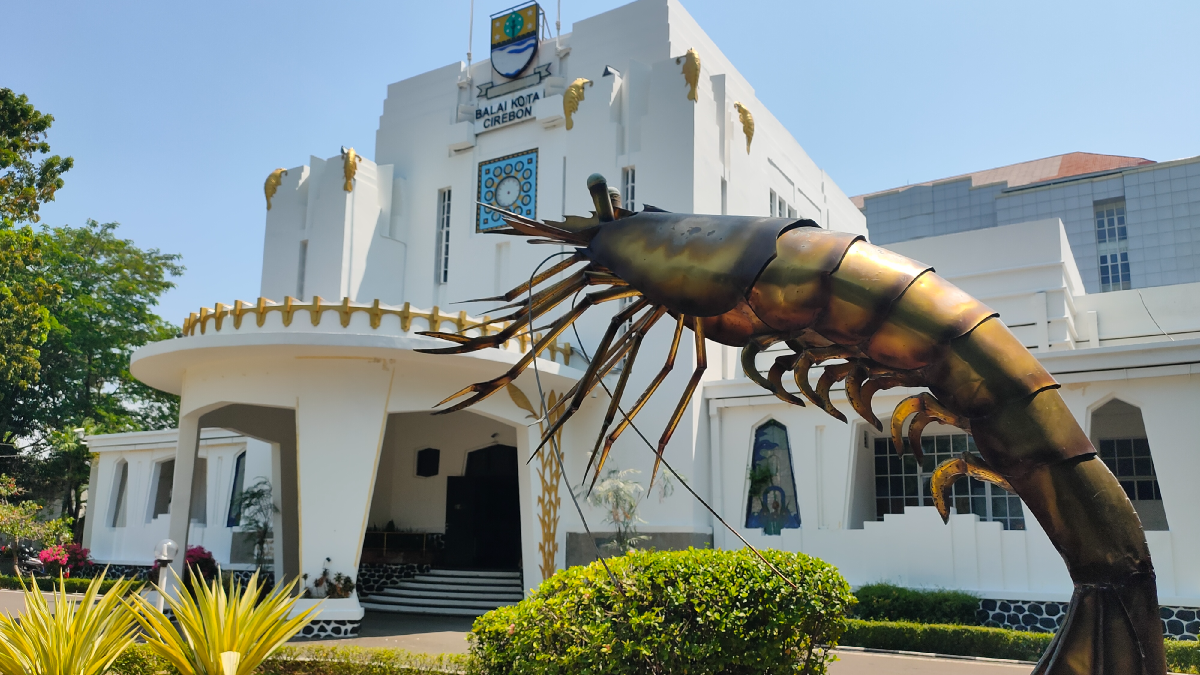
[
  {"x1": 496, "y1": 176, "x2": 521, "y2": 207},
  {"x1": 477, "y1": 149, "x2": 537, "y2": 231}
]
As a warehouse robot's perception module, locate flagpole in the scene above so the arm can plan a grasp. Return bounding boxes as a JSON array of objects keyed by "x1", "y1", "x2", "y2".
[{"x1": 467, "y1": 0, "x2": 475, "y2": 70}]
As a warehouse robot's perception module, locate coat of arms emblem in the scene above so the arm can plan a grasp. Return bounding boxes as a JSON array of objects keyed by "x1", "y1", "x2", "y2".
[{"x1": 490, "y1": 3, "x2": 540, "y2": 80}]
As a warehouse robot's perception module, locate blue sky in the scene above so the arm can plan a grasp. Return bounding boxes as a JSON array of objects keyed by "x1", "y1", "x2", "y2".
[{"x1": 6, "y1": 0, "x2": 1198, "y2": 325}]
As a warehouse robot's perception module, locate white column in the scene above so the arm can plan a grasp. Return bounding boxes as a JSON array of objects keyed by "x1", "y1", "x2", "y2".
[
  {"x1": 167, "y1": 413, "x2": 201, "y2": 579},
  {"x1": 293, "y1": 358, "x2": 395, "y2": 619}
]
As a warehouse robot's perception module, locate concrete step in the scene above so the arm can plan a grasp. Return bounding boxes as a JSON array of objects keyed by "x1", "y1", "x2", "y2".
[
  {"x1": 361, "y1": 568, "x2": 524, "y2": 617},
  {"x1": 361, "y1": 602, "x2": 488, "y2": 616},
  {"x1": 425, "y1": 569, "x2": 521, "y2": 579},
  {"x1": 379, "y1": 587, "x2": 523, "y2": 601},
  {"x1": 363, "y1": 594, "x2": 510, "y2": 609},
  {"x1": 395, "y1": 580, "x2": 521, "y2": 593},
  {"x1": 403, "y1": 575, "x2": 522, "y2": 588}
]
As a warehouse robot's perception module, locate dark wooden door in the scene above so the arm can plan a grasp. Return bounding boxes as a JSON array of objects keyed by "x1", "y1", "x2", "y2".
[
  {"x1": 441, "y1": 445, "x2": 522, "y2": 570},
  {"x1": 443, "y1": 476, "x2": 477, "y2": 568}
]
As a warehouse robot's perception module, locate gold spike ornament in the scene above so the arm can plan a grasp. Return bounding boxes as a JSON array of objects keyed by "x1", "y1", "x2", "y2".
[
  {"x1": 733, "y1": 102, "x2": 754, "y2": 154},
  {"x1": 676, "y1": 48, "x2": 700, "y2": 102},
  {"x1": 342, "y1": 147, "x2": 361, "y2": 192},
  {"x1": 563, "y1": 78, "x2": 593, "y2": 131},
  {"x1": 264, "y1": 168, "x2": 287, "y2": 210}
]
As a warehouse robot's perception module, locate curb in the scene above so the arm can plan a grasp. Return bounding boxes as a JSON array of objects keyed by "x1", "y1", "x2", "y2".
[{"x1": 834, "y1": 645, "x2": 1036, "y2": 666}]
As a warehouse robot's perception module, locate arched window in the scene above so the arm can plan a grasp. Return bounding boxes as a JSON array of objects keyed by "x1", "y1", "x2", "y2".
[
  {"x1": 149, "y1": 459, "x2": 175, "y2": 521},
  {"x1": 1091, "y1": 399, "x2": 1166, "y2": 530},
  {"x1": 227, "y1": 452, "x2": 246, "y2": 527},
  {"x1": 109, "y1": 460, "x2": 128, "y2": 528},
  {"x1": 745, "y1": 420, "x2": 801, "y2": 534}
]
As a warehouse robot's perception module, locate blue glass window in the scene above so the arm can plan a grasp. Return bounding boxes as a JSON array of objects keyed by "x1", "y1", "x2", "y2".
[{"x1": 745, "y1": 420, "x2": 801, "y2": 534}]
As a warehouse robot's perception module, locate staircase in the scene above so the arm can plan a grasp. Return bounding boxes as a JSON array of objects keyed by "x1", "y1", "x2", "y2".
[{"x1": 359, "y1": 569, "x2": 524, "y2": 616}]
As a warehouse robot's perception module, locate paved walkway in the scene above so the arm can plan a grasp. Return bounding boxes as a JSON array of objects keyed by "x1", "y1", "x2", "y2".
[
  {"x1": 830, "y1": 650, "x2": 1032, "y2": 674},
  {"x1": 297, "y1": 612, "x2": 475, "y2": 654},
  {"x1": 296, "y1": 611, "x2": 1042, "y2": 673}
]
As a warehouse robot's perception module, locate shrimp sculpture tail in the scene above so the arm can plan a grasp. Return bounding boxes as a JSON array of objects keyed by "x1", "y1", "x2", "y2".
[
  {"x1": 747, "y1": 228, "x2": 1165, "y2": 674},
  {"x1": 418, "y1": 174, "x2": 1165, "y2": 674}
]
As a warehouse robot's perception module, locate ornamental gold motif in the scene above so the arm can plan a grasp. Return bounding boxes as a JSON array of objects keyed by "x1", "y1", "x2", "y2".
[
  {"x1": 563, "y1": 78, "x2": 592, "y2": 131},
  {"x1": 417, "y1": 174, "x2": 1168, "y2": 674},
  {"x1": 507, "y1": 385, "x2": 564, "y2": 581},
  {"x1": 342, "y1": 147, "x2": 361, "y2": 192},
  {"x1": 264, "y1": 168, "x2": 287, "y2": 210},
  {"x1": 676, "y1": 48, "x2": 700, "y2": 102},
  {"x1": 733, "y1": 101, "x2": 754, "y2": 154}
]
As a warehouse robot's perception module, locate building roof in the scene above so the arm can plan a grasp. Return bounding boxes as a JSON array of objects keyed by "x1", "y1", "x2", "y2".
[{"x1": 850, "y1": 152, "x2": 1155, "y2": 209}]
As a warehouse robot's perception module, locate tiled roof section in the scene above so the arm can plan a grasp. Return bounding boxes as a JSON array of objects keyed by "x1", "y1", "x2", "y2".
[{"x1": 850, "y1": 152, "x2": 1155, "y2": 209}]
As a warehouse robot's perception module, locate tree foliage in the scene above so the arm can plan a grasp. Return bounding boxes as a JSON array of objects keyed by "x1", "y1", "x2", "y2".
[
  {"x1": 0, "y1": 90, "x2": 183, "y2": 524},
  {"x1": 0, "y1": 228, "x2": 56, "y2": 398},
  {"x1": 0, "y1": 220, "x2": 184, "y2": 440},
  {"x1": 0, "y1": 475, "x2": 71, "y2": 568},
  {"x1": 0, "y1": 88, "x2": 73, "y2": 228}
]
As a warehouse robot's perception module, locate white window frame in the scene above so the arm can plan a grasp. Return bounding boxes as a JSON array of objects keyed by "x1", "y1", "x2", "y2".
[
  {"x1": 621, "y1": 166, "x2": 636, "y2": 211},
  {"x1": 1095, "y1": 199, "x2": 1130, "y2": 292},
  {"x1": 435, "y1": 188, "x2": 452, "y2": 285},
  {"x1": 871, "y1": 432, "x2": 1025, "y2": 530}
]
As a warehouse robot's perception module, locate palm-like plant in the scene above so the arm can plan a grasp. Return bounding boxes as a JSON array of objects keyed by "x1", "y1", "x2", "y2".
[
  {"x1": 0, "y1": 572, "x2": 140, "y2": 675},
  {"x1": 129, "y1": 568, "x2": 318, "y2": 675}
]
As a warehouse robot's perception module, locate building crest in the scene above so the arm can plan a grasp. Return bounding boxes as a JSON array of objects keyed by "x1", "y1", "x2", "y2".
[{"x1": 490, "y1": 3, "x2": 540, "y2": 80}]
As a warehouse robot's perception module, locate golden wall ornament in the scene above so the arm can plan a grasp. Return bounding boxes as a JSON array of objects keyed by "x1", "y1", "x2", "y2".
[
  {"x1": 341, "y1": 147, "x2": 361, "y2": 192},
  {"x1": 563, "y1": 78, "x2": 592, "y2": 131},
  {"x1": 507, "y1": 384, "x2": 564, "y2": 581},
  {"x1": 264, "y1": 168, "x2": 287, "y2": 210},
  {"x1": 676, "y1": 48, "x2": 700, "y2": 102},
  {"x1": 417, "y1": 173, "x2": 1169, "y2": 671},
  {"x1": 733, "y1": 102, "x2": 754, "y2": 154}
]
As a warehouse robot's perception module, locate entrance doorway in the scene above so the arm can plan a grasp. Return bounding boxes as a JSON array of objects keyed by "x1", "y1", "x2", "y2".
[{"x1": 443, "y1": 445, "x2": 522, "y2": 570}]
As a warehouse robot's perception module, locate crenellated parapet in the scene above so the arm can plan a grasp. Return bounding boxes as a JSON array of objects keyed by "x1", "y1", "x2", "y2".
[{"x1": 180, "y1": 297, "x2": 575, "y2": 367}]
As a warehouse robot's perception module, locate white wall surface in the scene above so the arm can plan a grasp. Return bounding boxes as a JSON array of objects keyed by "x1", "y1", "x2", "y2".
[{"x1": 85, "y1": 429, "x2": 272, "y2": 566}]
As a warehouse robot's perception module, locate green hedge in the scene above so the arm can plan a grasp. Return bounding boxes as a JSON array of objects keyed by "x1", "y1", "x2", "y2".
[
  {"x1": 841, "y1": 619, "x2": 1051, "y2": 661},
  {"x1": 852, "y1": 583, "x2": 979, "y2": 624},
  {"x1": 842, "y1": 619, "x2": 1200, "y2": 672},
  {"x1": 471, "y1": 548, "x2": 855, "y2": 675},
  {"x1": 109, "y1": 645, "x2": 473, "y2": 675},
  {"x1": 0, "y1": 574, "x2": 125, "y2": 595},
  {"x1": 1166, "y1": 641, "x2": 1200, "y2": 675}
]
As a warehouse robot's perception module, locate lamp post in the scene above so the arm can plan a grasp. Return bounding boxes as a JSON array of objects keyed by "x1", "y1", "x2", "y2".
[{"x1": 153, "y1": 538, "x2": 178, "y2": 612}]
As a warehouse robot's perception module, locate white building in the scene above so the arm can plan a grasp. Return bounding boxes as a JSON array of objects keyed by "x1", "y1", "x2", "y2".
[{"x1": 84, "y1": 0, "x2": 1200, "y2": 641}]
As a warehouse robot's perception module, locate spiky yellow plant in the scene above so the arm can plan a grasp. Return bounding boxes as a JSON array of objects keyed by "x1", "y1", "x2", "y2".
[
  {"x1": 129, "y1": 569, "x2": 319, "y2": 675},
  {"x1": 0, "y1": 572, "x2": 140, "y2": 675}
]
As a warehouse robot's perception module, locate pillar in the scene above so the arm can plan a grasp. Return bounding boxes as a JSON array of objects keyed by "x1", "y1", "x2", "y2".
[{"x1": 167, "y1": 413, "x2": 201, "y2": 580}]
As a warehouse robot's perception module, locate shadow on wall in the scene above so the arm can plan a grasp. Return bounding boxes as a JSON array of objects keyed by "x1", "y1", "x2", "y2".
[{"x1": 565, "y1": 532, "x2": 713, "y2": 567}]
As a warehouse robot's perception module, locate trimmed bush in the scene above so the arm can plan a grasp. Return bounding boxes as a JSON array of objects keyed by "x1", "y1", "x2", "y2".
[
  {"x1": 841, "y1": 619, "x2": 1050, "y2": 661},
  {"x1": 852, "y1": 583, "x2": 979, "y2": 624},
  {"x1": 110, "y1": 645, "x2": 471, "y2": 675},
  {"x1": 0, "y1": 574, "x2": 123, "y2": 594},
  {"x1": 470, "y1": 548, "x2": 855, "y2": 675},
  {"x1": 262, "y1": 646, "x2": 473, "y2": 675},
  {"x1": 1166, "y1": 640, "x2": 1200, "y2": 675},
  {"x1": 843, "y1": 619, "x2": 1200, "y2": 672}
]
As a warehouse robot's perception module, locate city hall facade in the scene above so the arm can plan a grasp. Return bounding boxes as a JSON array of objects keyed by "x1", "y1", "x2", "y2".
[{"x1": 83, "y1": 0, "x2": 1200, "y2": 639}]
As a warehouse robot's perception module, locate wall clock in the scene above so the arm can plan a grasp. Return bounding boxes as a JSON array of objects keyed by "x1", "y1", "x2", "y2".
[{"x1": 477, "y1": 149, "x2": 538, "y2": 232}]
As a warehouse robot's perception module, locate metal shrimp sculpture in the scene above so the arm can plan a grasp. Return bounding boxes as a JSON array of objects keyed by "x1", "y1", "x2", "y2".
[{"x1": 418, "y1": 174, "x2": 1165, "y2": 674}]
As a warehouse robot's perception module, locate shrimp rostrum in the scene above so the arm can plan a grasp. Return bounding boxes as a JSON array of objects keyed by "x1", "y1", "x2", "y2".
[{"x1": 418, "y1": 174, "x2": 1165, "y2": 674}]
